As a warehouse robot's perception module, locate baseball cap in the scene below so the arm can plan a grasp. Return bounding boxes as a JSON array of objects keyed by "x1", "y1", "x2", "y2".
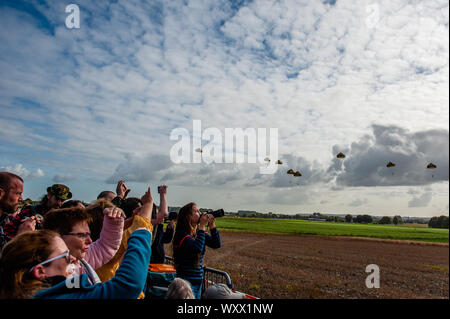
[{"x1": 47, "y1": 184, "x2": 72, "y2": 201}]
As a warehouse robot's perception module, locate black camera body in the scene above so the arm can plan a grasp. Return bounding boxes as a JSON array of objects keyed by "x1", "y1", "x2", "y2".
[{"x1": 209, "y1": 209, "x2": 225, "y2": 218}]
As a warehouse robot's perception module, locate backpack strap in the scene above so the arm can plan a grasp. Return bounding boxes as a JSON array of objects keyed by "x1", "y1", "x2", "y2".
[{"x1": 174, "y1": 234, "x2": 191, "y2": 249}]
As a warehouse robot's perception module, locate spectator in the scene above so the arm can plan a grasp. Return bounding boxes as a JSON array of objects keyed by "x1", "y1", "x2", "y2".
[
  {"x1": 0, "y1": 228, "x2": 151, "y2": 299},
  {"x1": 203, "y1": 284, "x2": 245, "y2": 299},
  {"x1": 166, "y1": 278, "x2": 194, "y2": 299},
  {"x1": 172, "y1": 202, "x2": 221, "y2": 299},
  {"x1": 61, "y1": 200, "x2": 85, "y2": 209},
  {"x1": 85, "y1": 199, "x2": 115, "y2": 242},
  {"x1": 0, "y1": 172, "x2": 24, "y2": 250},
  {"x1": 42, "y1": 206, "x2": 124, "y2": 284},
  {"x1": 120, "y1": 197, "x2": 143, "y2": 219},
  {"x1": 95, "y1": 186, "x2": 156, "y2": 298},
  {"x1": 3, "y1": 184, "x2": 72, "y2": 239},
  {"x1": 97, "y1": 180, "x2": 131, "y2": 207},
  {"x1": 150, "y1": 185, "x2": 173, "y2": 264}
]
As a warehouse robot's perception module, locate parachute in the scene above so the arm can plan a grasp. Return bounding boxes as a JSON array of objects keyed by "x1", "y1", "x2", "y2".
[
  {"x1": 293, "y1": 171, "x2": 302, "y2": 177},
  {"x1": 427, "y1": 163, "x2": 436, "y2": 169},
  {"x1": 287, "y1": 169, "x2": 295, "y2": 174},
  {"x1": 386, "y1": 161, "x2": 396, "y2": 175},
  {"x1": 264, "y1": 157, "x2": 270, "y2": 162},
  {"x1": 336, "y1": 152, "x2": 346, "y2": 159},
  {"x1": 427, "y1": 162, "x2": 436, "y2": 178},
  {"x1": 276, "y1": 160, "x2": 283, "y2": 165},
  {"x1": 386, "y1": 162, "x2": 396, "y2": 168},
  {"x1": 195, "y1": 148, "x2": 203, "y2": 153}
]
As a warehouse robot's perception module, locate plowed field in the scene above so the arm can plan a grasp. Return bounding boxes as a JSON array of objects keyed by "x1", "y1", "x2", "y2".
[{"x1": 197, "y1": 231, "x2": 449, "y2": 299}]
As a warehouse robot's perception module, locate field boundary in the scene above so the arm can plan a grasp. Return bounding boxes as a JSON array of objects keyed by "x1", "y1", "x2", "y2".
[{"x1": 219, "y1": 229, "x2": 449, "y2": 246}]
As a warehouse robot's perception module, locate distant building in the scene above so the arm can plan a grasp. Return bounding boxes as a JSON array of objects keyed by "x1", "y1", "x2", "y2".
[{"x1": 237, "y1": 210, "x2": 258, "y2": 217}]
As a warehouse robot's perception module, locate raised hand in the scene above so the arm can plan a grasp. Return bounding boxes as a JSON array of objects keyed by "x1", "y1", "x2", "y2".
[
  {"x1": 103, "y1": 206, "x2": 126, "y2": 219},
  {"x1": 141, "y1": 187, "x2": 153, "y2": 205},
  {"x1": 116, "y1": 180, "x2": 131, "y2": 199}
]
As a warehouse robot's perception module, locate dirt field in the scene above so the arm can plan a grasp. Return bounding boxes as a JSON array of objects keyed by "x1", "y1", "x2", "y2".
[{"x1": 198, "y1": 231, "x2": 449, "y2": 299}]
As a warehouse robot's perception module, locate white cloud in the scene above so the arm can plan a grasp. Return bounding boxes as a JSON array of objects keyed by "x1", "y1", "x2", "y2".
[
  {"x1": 0, "y1": 0, "x2": 448, "y2": 216},
  {"x1": 0, "y1": 164, "x2": 44, "y2": 180}
]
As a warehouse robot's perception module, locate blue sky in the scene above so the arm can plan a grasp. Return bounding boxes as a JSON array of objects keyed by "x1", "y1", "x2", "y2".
[{"x1": 0, "y1": 0, "x2": 448, "y2": 217}]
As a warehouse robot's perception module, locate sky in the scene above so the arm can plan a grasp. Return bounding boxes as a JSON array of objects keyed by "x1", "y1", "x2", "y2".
[{"x1": 0, "y1": 0, "x2": 448, "y2": 217}]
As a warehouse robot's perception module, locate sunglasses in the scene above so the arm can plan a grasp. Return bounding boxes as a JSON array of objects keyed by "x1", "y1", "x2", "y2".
[
  {"x1": 29, "y1": 250, "x2": 71, "y2": 273},
  {"x1": 66, "y1": 232, "x2": 91, "y2": 239}
]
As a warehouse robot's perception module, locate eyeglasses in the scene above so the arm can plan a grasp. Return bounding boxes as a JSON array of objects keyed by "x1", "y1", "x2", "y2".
[
  {"x1": 66, "y1": 232, "x2": 91, "y2": 239},
  {"x1": 29, "y1": 250, "x2": 71, "y2": 273}
]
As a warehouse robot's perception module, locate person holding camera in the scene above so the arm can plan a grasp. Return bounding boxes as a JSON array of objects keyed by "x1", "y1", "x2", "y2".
[
  {"x1": 172, "y1": 202, "x2": 221, "y2": 299},
  {"x1": 150, "y1": 185, "x2": 174, "y2": 264}
]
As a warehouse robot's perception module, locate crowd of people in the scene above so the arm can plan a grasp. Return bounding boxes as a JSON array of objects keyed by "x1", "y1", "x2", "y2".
[{"x1": 0, "y1": 171, "x2": 235, "y2": 300}]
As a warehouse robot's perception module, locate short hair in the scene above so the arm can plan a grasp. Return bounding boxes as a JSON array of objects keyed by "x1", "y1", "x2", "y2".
[
  {"x1": 97, "y1": 191, "x2": 115, "y2": 200},
  {"x1": 85, "y1": 199, "x2": 115, "y2": 241},
  {"x1": 166, "y1": 278, "x2": 195, "y2": 299},
  {"x1": 42, "y1": 207, "x2": 92, "y2": 235},
  {"x1": 61, "y1": 200, "x2": 84, "y2": 209},
  {"x1": 0, "y1": 172, "x2": 23, "y2": 191}
]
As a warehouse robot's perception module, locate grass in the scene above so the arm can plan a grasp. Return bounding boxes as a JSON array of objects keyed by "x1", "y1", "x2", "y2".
[{"x1": 213, "y1": 217, "x2": 449, "y2": 243}]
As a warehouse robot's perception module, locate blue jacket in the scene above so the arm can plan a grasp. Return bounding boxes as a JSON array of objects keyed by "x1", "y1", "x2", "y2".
[
  {"x1": 173, "y1": 228, "x2": 221, "y2": 282},
  {"x1": 34, "y1": 229, "x2": 151, "y2": 299}
]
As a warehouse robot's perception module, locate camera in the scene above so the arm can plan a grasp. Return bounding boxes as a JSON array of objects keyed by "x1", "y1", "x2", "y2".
[{"x1": 209, "y1": 209, "x2": 225, "y2": 218}]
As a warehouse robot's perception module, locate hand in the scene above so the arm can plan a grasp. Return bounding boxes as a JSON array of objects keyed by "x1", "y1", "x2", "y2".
[
  {"x1": 141, "y1": 187, "x2": 153, "y2": 205},
  {"x1": 17, "y1": 217, "x2": 36, "y2": 235},
  {"x1": 198, "y1": 213, "x2": 208, "y2": 230},
  {"x1": 158, "y1": 185, "x2": 167, "y2": 195},
  {"x1": 116, "y1": 180, "x2": 131, "y2": 199},
  {"x1": 168, "y1": 220, "x2": 175, "y2": 228},
  {"x1": 207, "y1": 214, "x2": 216, "y2": 229},
  {"x1": 103, "y1": 207, "x2": 125, "y2": 219}
]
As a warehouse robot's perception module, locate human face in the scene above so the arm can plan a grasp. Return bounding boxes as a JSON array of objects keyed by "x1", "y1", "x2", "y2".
[
  {"x1": 191, "y1": 205, "x2": 201, "y2": 224},
  {"x1": 0, "y1": 178, "x2": 23, "y2": 214},
  {"x1": 47, "y1": 194, "x2": 66, "y2": 209},
  {"x1": 62, "y1": 221, "x2": 92, "y2": 260},
  {"x1": 41, "y1": 236, "x2": 75, "y2": 278}
]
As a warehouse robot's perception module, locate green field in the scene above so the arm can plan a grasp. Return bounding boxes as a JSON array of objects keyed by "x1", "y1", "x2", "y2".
[{"x1": 214, "y1": 217, "x2": 449, "y2": 243}]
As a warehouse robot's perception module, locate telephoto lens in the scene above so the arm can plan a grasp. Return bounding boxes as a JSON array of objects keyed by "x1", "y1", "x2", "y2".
[{"x1": 210, "y1": 209, "x2": 225, "y2": 218}]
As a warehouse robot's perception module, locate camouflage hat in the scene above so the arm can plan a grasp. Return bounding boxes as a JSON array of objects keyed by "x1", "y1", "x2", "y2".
[{"x1": 47, "y1": 184, "x2": 72, "y2": 201}]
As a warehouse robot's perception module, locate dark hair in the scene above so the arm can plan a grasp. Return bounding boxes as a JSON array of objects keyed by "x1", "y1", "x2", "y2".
[
  {"x1": 0, "y1": 172, "x2": 23, "y2": 191},
  {"x1": 173, "y1": 202, "x2": 200, "y2": 266},
  {"x1": 85, "y1": 199, "x2": 115, "y2": 241},
  {"x1": 0, "y1": 230, "x2": 58, "y2": 299},
  {"x1": 97, "y1": 191, "x2": 115, "y2": 200},
  {"x1": 61, "y1": 200, "x2": 84, "y2": 209},
  {"x1": 42, "y1": 207, "x2": 92, "y2": 235},
  {"x1": 120, "y1": 197, "x2": 142, "y2": 219}
]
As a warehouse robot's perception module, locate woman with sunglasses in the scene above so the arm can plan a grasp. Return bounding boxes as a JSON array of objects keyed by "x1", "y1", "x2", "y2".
[
  {"x1": 0, "y1": 230, "x2": 74, "y2": 298},
  {"x1": 0, "y1": 228, "x2": 151, "y2": 299},
  {"x1": 0, "y1": 188, "x2": 154, "y2": 299},
  {"x1": 42, "y1": 206, "x2": 124, "y2": 284}
]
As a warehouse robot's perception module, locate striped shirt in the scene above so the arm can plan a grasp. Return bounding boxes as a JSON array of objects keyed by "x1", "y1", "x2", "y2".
[{"x1": 173, "y1": 228, "x2": 221, "y2": 282}]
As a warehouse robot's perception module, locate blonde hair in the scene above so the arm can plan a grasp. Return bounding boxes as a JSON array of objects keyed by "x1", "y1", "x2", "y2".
[{"x1": 0, "y1": 230, "x2": 59, "y2": 299}]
